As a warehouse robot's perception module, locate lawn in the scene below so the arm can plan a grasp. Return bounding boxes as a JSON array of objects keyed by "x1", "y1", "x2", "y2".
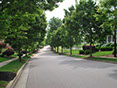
[
  {"x1": 70, "y1": 55, "x2": 87, "y2": 58},
  {"x1": 63, "y1": 49, "x2": 113, "y2": 57},
  {"x1": 0, "y1": 81, "x2": 9, "y2": 88},
  {"x1": 92, "y1": 51, "x2": 113, "y2": 56},
  {"x1": 0, "y1": 54, "x2": 32, "y2": 88},
  {"x1": 88, "y1": 57, "x2": 117, "y2": 62},
  {"x1": 0, "y1": 57, "x2": 10, "y2": 62},
  {"x1": 63, "y1": 49, "x2": 79, "y2": 54}
]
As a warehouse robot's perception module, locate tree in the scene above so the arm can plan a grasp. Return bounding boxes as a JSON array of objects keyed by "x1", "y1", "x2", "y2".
[
  {"x1": 64, "y1": 6, "x2": 76, "y2": 55},
  {"x1": 72, "y1": 0, "x2": 103, "y2": 57},
  {"x1": 47, "y1": 17, "x2": 62, "y2": 51},
  {"x1": 0, "y1": 0, "x2": 64, "y2": 62},
  {"x1": 98, "y1": 0, "x2": 117, "y2": 57}
]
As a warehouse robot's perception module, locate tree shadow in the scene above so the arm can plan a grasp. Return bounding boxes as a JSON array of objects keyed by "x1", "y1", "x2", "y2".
[
  {"x1": 59, "y1": 57, "x2": 117, "y2": 69},
  {"x1": 109, "y1": 69, "x2": 117, "y2": 80}
]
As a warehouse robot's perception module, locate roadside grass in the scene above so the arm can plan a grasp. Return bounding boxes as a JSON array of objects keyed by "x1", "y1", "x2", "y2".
[
  {"x1": 0, "y1": 81, "x2": 9, "y2": 88},
  {"x1": 11, "y1": 53, "x2": 18, "y2": 58},
  {"x1": 0, "y1": 57, "x2": 10, "y2": 62},
  {"x1": 92, "y1": 51, "x2": 113, "y2": 56},
  {"x1": 87, "y1": 57, "x2": 117, "y2": 62},
  {"x1": 0, "y1": 59, "x2": 25, "y2": 73},
  {"x1": 63, "y1": 49, "x2": 79, "y2": 54},
  {"x1": 70, "y1": 55, "x2": 87, "y2": 58},
  {"x1": 0, "y1": 52, "x2": 18, "y2": 63},
  {"x1": 0, "y1": 54, "x2": 33, "y2": 88},
  {"x1": 0, "y1": 55, "x2": 32, "y2": 73}
]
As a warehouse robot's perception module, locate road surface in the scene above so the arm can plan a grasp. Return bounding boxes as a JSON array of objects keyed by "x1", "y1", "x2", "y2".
[{"x1": 14, "y1": 46, "x2": 117, "y2": 88}]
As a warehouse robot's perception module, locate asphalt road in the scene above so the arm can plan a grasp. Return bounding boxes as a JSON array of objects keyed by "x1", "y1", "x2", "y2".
[{"x1": 15, "y1": 46, "x2": 117, "y2": 88}]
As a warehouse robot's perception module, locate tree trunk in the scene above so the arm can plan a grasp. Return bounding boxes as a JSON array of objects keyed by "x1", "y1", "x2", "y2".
[
  {"x1": 114, "y1": 30, "x2": 116, "y2": 57},
  {"x1": 18, "y1": 43, "x2": 22, "y2": 62},
  {"x1": 51, "y1": 47, "x2": 53, "y2": 51},
  {"x1": 61, "y1": 46, "x2": 63, "y2": 54},
  {"x1": 90, "y1": 28, "x2": 92, "y2": 57},
  {"x1": 70, "y1": 46, "x2": 72, "y2": 55},
  {"x1": 25, "y1": 48, "x2": 27, "y2": 57}
]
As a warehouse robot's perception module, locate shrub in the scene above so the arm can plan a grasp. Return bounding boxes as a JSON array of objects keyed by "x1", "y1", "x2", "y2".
[
  {"x1": 2, "y1": 49, "x2": 14, "y2": 57},
  {"x1": 84, "y1": 50, "x2": 90, "y2": 55},
  {"x1": 112, "y1": 49, "x2": 117, "y2": 54},
  {"x1": 95, "y1": 47, "x2": 100, "y2": 52},
  {"x1": 106, "y1": 43, "x2": 112, "y2": 46},
  {"x1": 79, "y1": 50, "x2": 84, "y2": 54},
  {"x1": 111, "y1": 43, "x2": 114, "y2": 47},
  {"x1": 83, "y1": 45, "x2": 95, "y2": 52},
  {"x1": 22, "y1": 51, "x2": 27, "y2": 54},
  {"x1": 101, "y1": 46, "x2": 113, "y2": 51}
]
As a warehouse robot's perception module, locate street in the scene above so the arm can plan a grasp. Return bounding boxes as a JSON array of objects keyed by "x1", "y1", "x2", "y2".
[{"x1": 14, "y1": 46, "x2": 117, "y2": 88}]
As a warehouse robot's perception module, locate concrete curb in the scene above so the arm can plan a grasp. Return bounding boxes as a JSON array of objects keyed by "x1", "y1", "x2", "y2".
[{"x1": 6, "y1": 57, "x2": 31, "y2": 88}]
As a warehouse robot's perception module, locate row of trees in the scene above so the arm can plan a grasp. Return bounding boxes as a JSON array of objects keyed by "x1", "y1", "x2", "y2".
[
  {"x1": 0, "y1": 0, "x2": 63, "y2": 62},
  {"x1": 47, "y1": 0, "x2": 117, "y2": 57}
]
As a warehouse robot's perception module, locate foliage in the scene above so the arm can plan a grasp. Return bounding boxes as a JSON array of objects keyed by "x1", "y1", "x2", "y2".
[
  {"x1": 100, "y1": 46, "x2": 113, "y2": 51},
  {"x1": 79, "y1": 50, "x2": 84, "y2": 54},
  {"x1": 2, "y1": 49, "x2": 14, "y2": 57},
  {"x1": 84, "y1": 50, "x2": 90, "y2": 55},
  {"x1": 95, "y1": 47, "x2": 100, "y2": 52}
]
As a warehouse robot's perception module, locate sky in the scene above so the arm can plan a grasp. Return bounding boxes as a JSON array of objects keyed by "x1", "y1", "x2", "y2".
[{"x1": 45, "y1": 0, "x2": 78, "y2": 21}]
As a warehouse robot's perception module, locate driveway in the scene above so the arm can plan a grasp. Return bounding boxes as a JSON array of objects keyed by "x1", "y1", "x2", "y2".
[{"x1": 14, "y1": 46, "x2": 117, "y2": 88}]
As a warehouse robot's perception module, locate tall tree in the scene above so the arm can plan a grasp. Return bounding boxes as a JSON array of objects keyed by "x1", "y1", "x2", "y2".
[{"x1": 98, "y1": 0, "x2": 117, "y2": 57}]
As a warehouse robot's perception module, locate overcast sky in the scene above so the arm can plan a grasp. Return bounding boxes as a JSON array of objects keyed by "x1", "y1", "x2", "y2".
[{"x1": 45, "y1": 0, "x2": 79, "y2": 21}]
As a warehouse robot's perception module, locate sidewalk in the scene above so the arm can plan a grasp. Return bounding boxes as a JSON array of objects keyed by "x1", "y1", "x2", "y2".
[{"x1": 0, "y1": 58, "x2": 18, "y2": 67}]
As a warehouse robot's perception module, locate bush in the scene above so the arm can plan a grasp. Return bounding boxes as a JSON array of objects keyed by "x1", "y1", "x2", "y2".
[
  {"x1": 22, "y1": 51, "x2": 27, "y2": 54},
  {"x1": 95, "y1": 47, "x2": 100, "y2": 52},
  {"x1": 79, "y1": 50, "x2": 84, "y2": 54},
  {"x1": 112, "y1": 49, "x2": 117, "y2": 54},
  {"x1": 101, "y1": 46, "x2": 113, "y2": 51},
  {"x1": 111, "y1": 43, "x2": 114, "y2": 47},
  {"x1": 84, "y1": 50, "x2": 90, "y2": 55},
  {"x1": 2, "y1": 49, "x2": 14, "y2": 57},
  {"x1": 83, "y1": 45, "x2": 95, "y2": 52},
  {"x1": 106, "y1": 43, "x2": 112, "y2": 46}
]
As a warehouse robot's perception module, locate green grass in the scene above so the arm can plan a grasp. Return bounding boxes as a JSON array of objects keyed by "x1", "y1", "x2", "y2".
[
  {"x1": 0, "y1": 57, "x2": 10, "y2": 62},
  {"x1": 0, "y1": 81, "x2": 9, "y2": 88},
  {"x1": 0, "y1": 59, "x2": 25, "y2": 73},
  {"x1": 0, "y1": 54, "x2": 32, "y2": 88},
  {"x1": 0, "y1": 55, "x2": 31, "y2": 73},
  {"x1": 88, "y1": 57, "x2": 117, "y2": 62},
  {"x1": 63, "y1": 49, "x2": 79, "y2": 54},
  {"x1": 70, "y1": 55, "x2": 87, "y2": 58},
  {"x1": 92, "y1": 51, "x2": 113, "y2": 56},
  {"x1": 11, "y1": 53, "x2": 18, "y2": 58}
]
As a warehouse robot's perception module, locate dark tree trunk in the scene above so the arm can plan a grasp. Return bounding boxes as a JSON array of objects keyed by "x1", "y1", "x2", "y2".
[
  {"x1": 114, "y1": 30, "x2": 116, "y2": 57},
  {"x1": 25, "y1": 48, "x2": 27, "y2": 57},
  {"x1": 51, "y1": 47, "x2": 53, "y2": 51},
  {"x1": 90, "y1": 28, "x2": 92, "y2": 57},
  {"x1": 18, "y1": 43, "x2": 22, "y2": 62},
  {"x1": 70, "y1": 46, "x2": 72, "y2": 55}
]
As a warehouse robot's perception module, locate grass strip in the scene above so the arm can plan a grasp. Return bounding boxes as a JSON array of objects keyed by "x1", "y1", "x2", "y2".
[
  {"x1": 87, "y1": 57, "x2": 117, "y2": 62},
  {"x1": 92, "y1": 51, "x2": 113, "y2": 56},
  {"x1": 0, "y1": 54, "x2": 32, "y2": 88},
  {"x1": 70, "y1": 55, "x2": 87, "y2": 58},
  {"x1": 0, "y1": 81, "x2": 9, "y2": 88},
  {"x1": 0, "y1": 57, "x2": 10, "y2": 63}
]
